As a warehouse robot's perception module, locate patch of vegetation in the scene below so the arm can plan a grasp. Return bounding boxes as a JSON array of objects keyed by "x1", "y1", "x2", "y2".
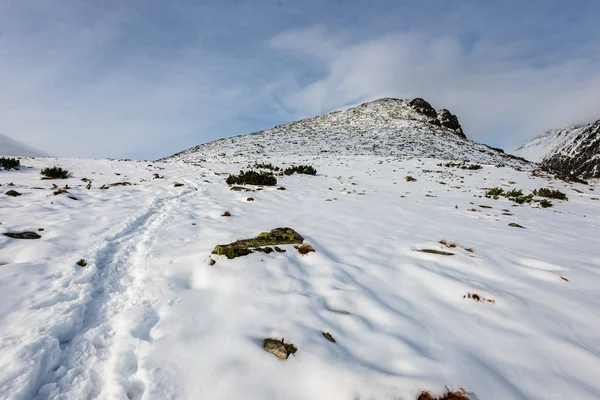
[
  {"x1": 484, "y1": 187, "x2": 504, "y2": 199},
  {"x1": 405, "y1": 176, "x2": 417, "y2": 182},
  {"x1": 274, "y1": 246, "x2": 286, "y2": 253},
  {"x1": 508, "y1": 222, "x2": 525, "y2": 228},
  {"x1": 437, "y1": 160, "x2": 482, "y2": 170},
  {"x1": 485, "y1": 187, "x2": 534, "y2": 204},
  {"x1": 3, "y1": 231, "x2": 41, "y2": 239},
  {"x1": 295, "y1": 243, "x2": 316, "y2": 255},
  {"x1": 533, "y1": 188, "x2": 568, "y2": 201},
  {"x1": 254, "y1": 162, "x2": 280, "y2": 171},
  {"x1": 222, "y1": 211, "x2": 232, "y2": 217},
  {"x1": 76, "y1": 259, "x2": 88, "y2": 267},
  {"x1": 537, "y1": 199, "x2": 553, "y2": 208},
  {"x1": 283, "y1": 165, "x2": 317, "y2": 176},
  {"x1": 463, "y1": 292, "x2": 496, "y2": 304},
  {"x1": 41, "y1": 166, "x2": 70, "y2": 180},
  {"x1": 226, "y1": 170, "x2": 277, "y2": 186},
  {"x1": 417, "y1": 249, "x2": 454, "y2": 256},
  {"x1": 0, "y1": 157, "x2": 20, "y2": 170},
  {"x1": 213, "y1": 227, "x2": 304, "y2": 259},
  {"x1": 418, "y1": 389, "x2": 470, "y2": 400},
  {"x1": 254, "y1": 246, "x2": 274, "y2": 254}
]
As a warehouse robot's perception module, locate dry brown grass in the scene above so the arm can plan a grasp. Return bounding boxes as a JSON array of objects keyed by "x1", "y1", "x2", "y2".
[
  {"x1": 295, "y1": 243, "x2": 316, "y2": 255},
  {"x1": 464, "y1": 292, "x2": 495, "y2": 304},
  {"x1": 53, "y1": 187, "x2": 69, "y2": 195},
  {"x1": 439, "y1": 240, "x2": 474, "y2": 253},
  {"x1": 417, "y1": 389, "x2": 470, "y2": 400}
]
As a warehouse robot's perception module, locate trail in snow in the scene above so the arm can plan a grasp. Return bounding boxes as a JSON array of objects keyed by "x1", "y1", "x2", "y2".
[{"x1": 35, "y1": 179, "x2": 200, "y2": 399}]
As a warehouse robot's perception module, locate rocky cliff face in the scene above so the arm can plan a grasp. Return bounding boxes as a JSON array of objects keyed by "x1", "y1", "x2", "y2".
[{"x1": 514, "y1": 119, "x2": 600, "y2": 180}]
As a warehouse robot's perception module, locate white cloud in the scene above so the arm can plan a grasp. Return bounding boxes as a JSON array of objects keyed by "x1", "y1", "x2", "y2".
[{"x1": 268, "y1": 27, "x2": 600, "y2": 149}]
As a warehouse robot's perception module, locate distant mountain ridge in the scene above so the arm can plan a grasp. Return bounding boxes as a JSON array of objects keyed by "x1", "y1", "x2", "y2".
[
  {"x1": 0, "y1": 133, "x2": 45, "y2": 157},
  {"x1": 514, "y1": 119, "x2": 600, "y2": 180},
  {"x1": 167, "y1": 97, "x2": 530, "y2": 169}
]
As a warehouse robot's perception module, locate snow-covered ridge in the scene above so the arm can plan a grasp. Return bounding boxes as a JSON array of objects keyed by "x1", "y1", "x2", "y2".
[
  {"x1": 514, "y1": 119, "x2": 600, "y2": 179},
  {"x1": 166, "y1": 98, "x2": 531, "y2": 169}
]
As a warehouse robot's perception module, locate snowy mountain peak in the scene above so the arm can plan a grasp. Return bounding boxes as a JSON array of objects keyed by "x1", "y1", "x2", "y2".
[
  {"x1": 514, "y1": 118, "x2": 600, "y2": 180},
  {"x1": 168, "y1": 97, "x2": 526, "y2": 167}
]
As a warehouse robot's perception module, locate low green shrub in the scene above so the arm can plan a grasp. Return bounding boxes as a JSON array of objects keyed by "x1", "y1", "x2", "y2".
[
  {"x1": 484, "y1": 187, "x2": 504, "y2": 199},
  {"x1": 283, "y1": 165, "x2": 317, "y2": 176},
  {"x1": 438, "y1": 161, "x2": 482, "y2": 170},
  {"x1": 226, "y1": 170, "x2": 277, "y2": 186},
  {"x1": 0, "y1": 157, "x2": 20, "y2": 170},
  {"x1": 254, "y1": 162, "x2": 280, "y2": 171},
  {"x1": 533, "y1": 188, "x2": 568, "y2": 201},
  {"x1": 41, "y1": 166, "x2": 70, "y2": 179}
]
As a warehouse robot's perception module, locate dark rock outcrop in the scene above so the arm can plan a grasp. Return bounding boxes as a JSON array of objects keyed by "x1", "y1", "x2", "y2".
[
  {"x1": 408, "y1": 98, "x2": 438, "y2": 120},
  {"x1": 438, "y1": 109, "x2": 466, "y2": 138},
  {"x1": 5, "y1": 190, "x2": 21, "y2": 197},
  {"x1": 540, "y1": 120, "x2": 600, "y2": 180}
]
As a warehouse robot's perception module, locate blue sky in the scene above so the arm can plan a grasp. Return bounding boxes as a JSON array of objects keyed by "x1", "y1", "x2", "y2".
[{"x1": 1, "y1": 0, "x2": 599, "y2": 159}]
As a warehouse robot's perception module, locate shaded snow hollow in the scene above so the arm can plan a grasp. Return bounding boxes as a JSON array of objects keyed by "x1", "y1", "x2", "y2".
[{"x1": 1, "y1": 155, "x2": 599, "y2": 399}]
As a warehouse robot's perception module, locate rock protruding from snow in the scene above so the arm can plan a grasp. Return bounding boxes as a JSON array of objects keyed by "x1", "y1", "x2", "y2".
[
  {"x1": 438, "y1": 109, "x2": 465, "y2": 139},
  {"x1": 514, "y1": 119, "x2": 600, "y2": 180},
  {"x1": 408, "y1": 98, "x2": 439, "y2": 121}
]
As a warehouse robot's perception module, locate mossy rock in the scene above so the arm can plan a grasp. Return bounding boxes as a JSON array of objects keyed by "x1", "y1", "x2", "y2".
[
  {"x1": 212, "y1": 228, "x2": 304, "y2": 259},
  {"x1": 3, "y1": 232, "x2": 41, "y2": 239}
]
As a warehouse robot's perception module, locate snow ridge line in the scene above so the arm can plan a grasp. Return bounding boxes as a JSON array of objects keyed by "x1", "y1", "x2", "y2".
[{"x1": 33, "y1": 182, "x2": 199, "y2": 399}]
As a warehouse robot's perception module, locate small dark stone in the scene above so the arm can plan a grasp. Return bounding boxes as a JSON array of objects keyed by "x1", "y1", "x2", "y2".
[
  {"x1": 322, "y1": 332, "x2": 336, "y2": 343},
  {"x1": 508, "y1": 223, "x2": 525, "y2": 228},
  {"x1": 5, "y1": 190, "x2": 21, "y2": 197}
]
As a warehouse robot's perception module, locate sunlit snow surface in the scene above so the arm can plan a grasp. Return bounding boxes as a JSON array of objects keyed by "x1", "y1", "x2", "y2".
[{"x1": 1, "y1": 155, "x2": 599, "y2": 400}]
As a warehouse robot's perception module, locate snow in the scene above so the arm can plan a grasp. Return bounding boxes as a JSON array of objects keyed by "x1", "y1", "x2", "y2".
[{"x1": 1, "y1": 155, "x2": 600, "y2": 399}]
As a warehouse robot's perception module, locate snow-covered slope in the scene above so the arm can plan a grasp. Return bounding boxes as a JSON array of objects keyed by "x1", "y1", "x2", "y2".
[
  {"x1": 0, "y1": 133, "x2": 44, "y2": 157},
  {"x1": 168, "y1": 98, "x2": 530, "y2": 170},
  {"x1": 514, "y1": 119, "x2": 600, "y2": 180},
  {"x1": 1, "y1": 155, "x2": 600, "y2": 399}
]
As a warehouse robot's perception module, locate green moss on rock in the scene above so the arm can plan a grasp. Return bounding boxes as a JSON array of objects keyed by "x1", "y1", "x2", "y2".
[{"x1": 212, "y1": 228, "x2": 304, "y2": 259}]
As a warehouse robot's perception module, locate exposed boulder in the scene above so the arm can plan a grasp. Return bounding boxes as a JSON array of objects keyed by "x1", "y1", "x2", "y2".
[
  {"x1": 438, "y1": 109, "x2": 466, "y2": 138},
  {"x1": 5, "y1": 190, "x2": 21, "y2": 197},
  {"x1": 212, "y1": 227, "x2": 304, "y2": 259},
  {"x1": 409, "y1": 98, "x2": 438, "y2": 120}
]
